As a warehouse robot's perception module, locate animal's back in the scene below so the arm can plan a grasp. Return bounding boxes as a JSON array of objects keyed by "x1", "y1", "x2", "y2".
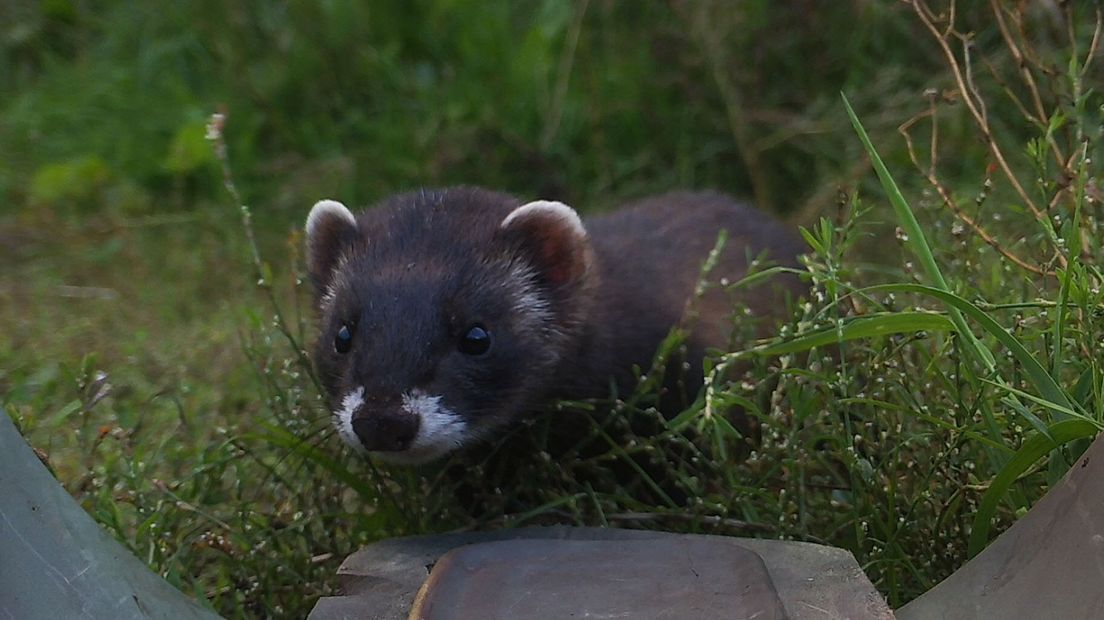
[{"x1": 562, "y1": 191, "x2": 805, "y2": 398}]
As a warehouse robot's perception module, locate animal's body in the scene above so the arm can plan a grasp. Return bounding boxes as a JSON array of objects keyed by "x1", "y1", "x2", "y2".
[{"x1": 305, "y1": 187, "x2": 804, "y2": 464}]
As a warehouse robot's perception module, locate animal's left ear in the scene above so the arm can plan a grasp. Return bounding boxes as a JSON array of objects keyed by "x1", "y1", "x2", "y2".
[{"x1": 498, "y1": 200, "x2": 593, "y2": 292}]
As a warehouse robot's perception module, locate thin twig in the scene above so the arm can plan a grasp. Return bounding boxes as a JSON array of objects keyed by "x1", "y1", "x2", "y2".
[
  {"x1": 990, "y1": 0, "x2": 1049, "y2": 129},
  {"x1": 976, "y1": 51, "x2": 1047, "y2": 134},
  {"x1": 960, "y1": 35, "x2": 988, "y2": 126},
  {"x1": 1008, "y1": 3, "x2": 1061, "y2": 78},
  {"x1": 206, "y1": 113, "x2": 325, "y2": 395},
  {"x1": 1080, "y1": 8, "x2": 1103, "y2": 78},
  {"x1": 991, "y1": 0, "x2": 1067, "y2": 166},
  {"x1": 927, "y1": 90, "x2": 939, "y2": 177},
  {"x1": 912, "y1": 0, "x2": 1064, "y2": 268},
  {"x1": 898, "y1": 107, "x2": 1052, "y2": 276}
]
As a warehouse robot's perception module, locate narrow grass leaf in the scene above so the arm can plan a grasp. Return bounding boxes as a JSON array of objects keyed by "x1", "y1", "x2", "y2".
[
  {"x1": 250, "y1": 426, "x2": 377, "y2": 500},
  {"x1": 724, "y1": 265, "x2": 802, "y2": 290},
  {"x1": 509, "y1": 493, "x2": 589, "y2": 526},
  {"x1": 841, "y1": 93, "x2": 996, "y2": 371},
  {"x1": 862, "y1": 284, "x2": 1078, "y2": 417},
  {"x1": 799, "y1": 226, "x2": 825, "y2": 254},
  {"x1": 967, "y1": 418, "x2": 1099, "y2": 556},
  {"x1": 999, "y1": 396, "x2": 1056, "y2": 443},
  {"x1": 1072, "y1": 366, "x2": 1094, "y2": 405},
  {"x1": 751, "y1": 311, "x2": 955, "y2": 356},
  {"x1": 983, "y1": 379, "x2": 1099, "y2": 426}
]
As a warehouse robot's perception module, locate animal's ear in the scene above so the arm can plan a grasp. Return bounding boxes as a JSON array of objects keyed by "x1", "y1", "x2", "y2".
[
  {"x1": 498, "y1": 200, "x2": 593, "y2": 292},
  {"x1": 305, "y1": 199, "x2": 358, "y2": 297}
]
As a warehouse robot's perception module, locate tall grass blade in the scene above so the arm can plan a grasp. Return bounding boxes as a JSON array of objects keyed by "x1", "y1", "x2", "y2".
[
  {"x1": 750, "y1": 311, "x2": 955, "y2": 356},
  {"x1": 967, "y1": 418, "x2": 1099, "y2": 556},
  {"x1": 862, "y1": 284, "x2": 1078, "y2": 417},
  {"x1": 841, "y1": 93, "x2": 996, "y2": 372}
]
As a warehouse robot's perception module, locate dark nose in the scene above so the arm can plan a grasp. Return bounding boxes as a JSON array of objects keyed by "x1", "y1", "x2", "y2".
[{"x1": 351, "y1": 412, "x2": 420, "y2": 452}]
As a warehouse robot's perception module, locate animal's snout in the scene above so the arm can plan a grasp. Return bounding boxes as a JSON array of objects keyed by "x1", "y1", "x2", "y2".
[{"x1": 351, "y1": 411, "x2": 420, "y2": 452}]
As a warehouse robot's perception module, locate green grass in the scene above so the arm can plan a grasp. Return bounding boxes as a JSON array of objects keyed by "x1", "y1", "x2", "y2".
[{"x1": 3, "y1": 1, "x2": 1104, "y2": 617}]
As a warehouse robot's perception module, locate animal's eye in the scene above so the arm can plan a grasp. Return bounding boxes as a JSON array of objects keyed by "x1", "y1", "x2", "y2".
[
  {"x1": 458, "y1": 324, "x2": 491, "y2": 356},
  {"x1": 334, "y1": 324, "x2": 353, "y2": 354}
]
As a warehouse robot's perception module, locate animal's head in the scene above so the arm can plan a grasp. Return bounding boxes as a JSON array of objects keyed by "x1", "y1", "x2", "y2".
[{"x1": 305, "y1": 188, "x2": 596, "y2": 464}]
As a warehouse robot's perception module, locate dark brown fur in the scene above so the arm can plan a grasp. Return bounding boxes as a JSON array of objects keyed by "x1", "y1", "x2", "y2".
[
  {"x1": 557, "y1": 190, "x2": 805, "y2": 397},
  {"x1": 306, "y1": 186, "x2": 803, "y2": 463}
]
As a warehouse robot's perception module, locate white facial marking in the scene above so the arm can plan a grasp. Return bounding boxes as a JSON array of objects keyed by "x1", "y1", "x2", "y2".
[
  {"x1": 371, "y1": 390, "x2": 468, "y2": 465},
  {"x1": 334, "y1": 386, "x2": 367, "y2": 455},
  {"x1": 501, "y1": 200, "x2": 586, "y2": 237},
  {"x1": 306, "y1": 199, "x2": 356, "y2": 238},
  {"x1": 508, "y1": 264, "x2": 553, "y2": 322},
  {"x1": 332, "y1": 387, "x2": 470, "y2": 465},
  {"x1": 319, "y1": 254, "x2": 351, "y2": 312}
]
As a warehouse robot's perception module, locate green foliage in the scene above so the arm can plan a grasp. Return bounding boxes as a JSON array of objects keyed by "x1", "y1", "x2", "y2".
[
  {"x1": 0, "y1": 0, "x2": 937, "y2": 217},
  {"x1": 3, "y1": 1, "x2": 1104, "y2": 617},
  {"x1": 29, "y1": 155, "x2": 112, "y2": 207},
  {"x1": 164, "y1": 119, "x2": 217, "y2": 175}
]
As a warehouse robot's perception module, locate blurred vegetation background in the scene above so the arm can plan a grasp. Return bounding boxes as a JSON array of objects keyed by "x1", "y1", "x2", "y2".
[{"x1": 2, "y1": 0, "x2": 1102, "y2": 617}]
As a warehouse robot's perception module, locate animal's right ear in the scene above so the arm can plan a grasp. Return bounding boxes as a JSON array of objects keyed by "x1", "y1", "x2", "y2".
[{"x1": 305, "y1": 199, "x2": 358, "y2": 297}]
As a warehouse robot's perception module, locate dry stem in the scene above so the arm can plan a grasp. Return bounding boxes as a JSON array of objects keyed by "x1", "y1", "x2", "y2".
[
  {"x1": 911, "y1": 0, "x2": 1068, "y2": 270},
  {"x1": 899, "y1": 106, "x2": 1052, "y2": 277}
]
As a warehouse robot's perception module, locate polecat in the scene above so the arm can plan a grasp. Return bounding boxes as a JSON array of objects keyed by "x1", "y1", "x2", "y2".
[{"x1": 305, "y1": 187, "x2": 804, "y2": 465}]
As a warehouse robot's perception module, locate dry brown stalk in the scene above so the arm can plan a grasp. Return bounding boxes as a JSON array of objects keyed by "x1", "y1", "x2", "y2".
[
  {"x1": 990, "y1": 0, "x2": 1049, "y2": 129},
  {"x1": 911, "y1": 0, "x2": 1067, "y2": 269},
  {"x1": 898, "y1": 107, "x2": 1053, "y2": 277},
  {"x1": 1080, "y1": 8, "x2": 1103, "y2": 78},
  {"x1": 990, "y1": 0, "x2": 1067, "y2": 166},
  {"x1": 976, "y1": 51, "x2": 1044, "y2": 133}
]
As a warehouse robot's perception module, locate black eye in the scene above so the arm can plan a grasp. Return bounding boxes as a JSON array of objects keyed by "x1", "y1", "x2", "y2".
[
  {"x1": 334, "y1": 324, "x2": 353, "y2": 354},
  {"x1": 458, "y1": 325, "x2": 491, "y2": 356}
]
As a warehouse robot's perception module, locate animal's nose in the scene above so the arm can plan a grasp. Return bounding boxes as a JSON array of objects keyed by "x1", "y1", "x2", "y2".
[{"x1": 351, "y1": 412, "x2": 420, "y2": 452}]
